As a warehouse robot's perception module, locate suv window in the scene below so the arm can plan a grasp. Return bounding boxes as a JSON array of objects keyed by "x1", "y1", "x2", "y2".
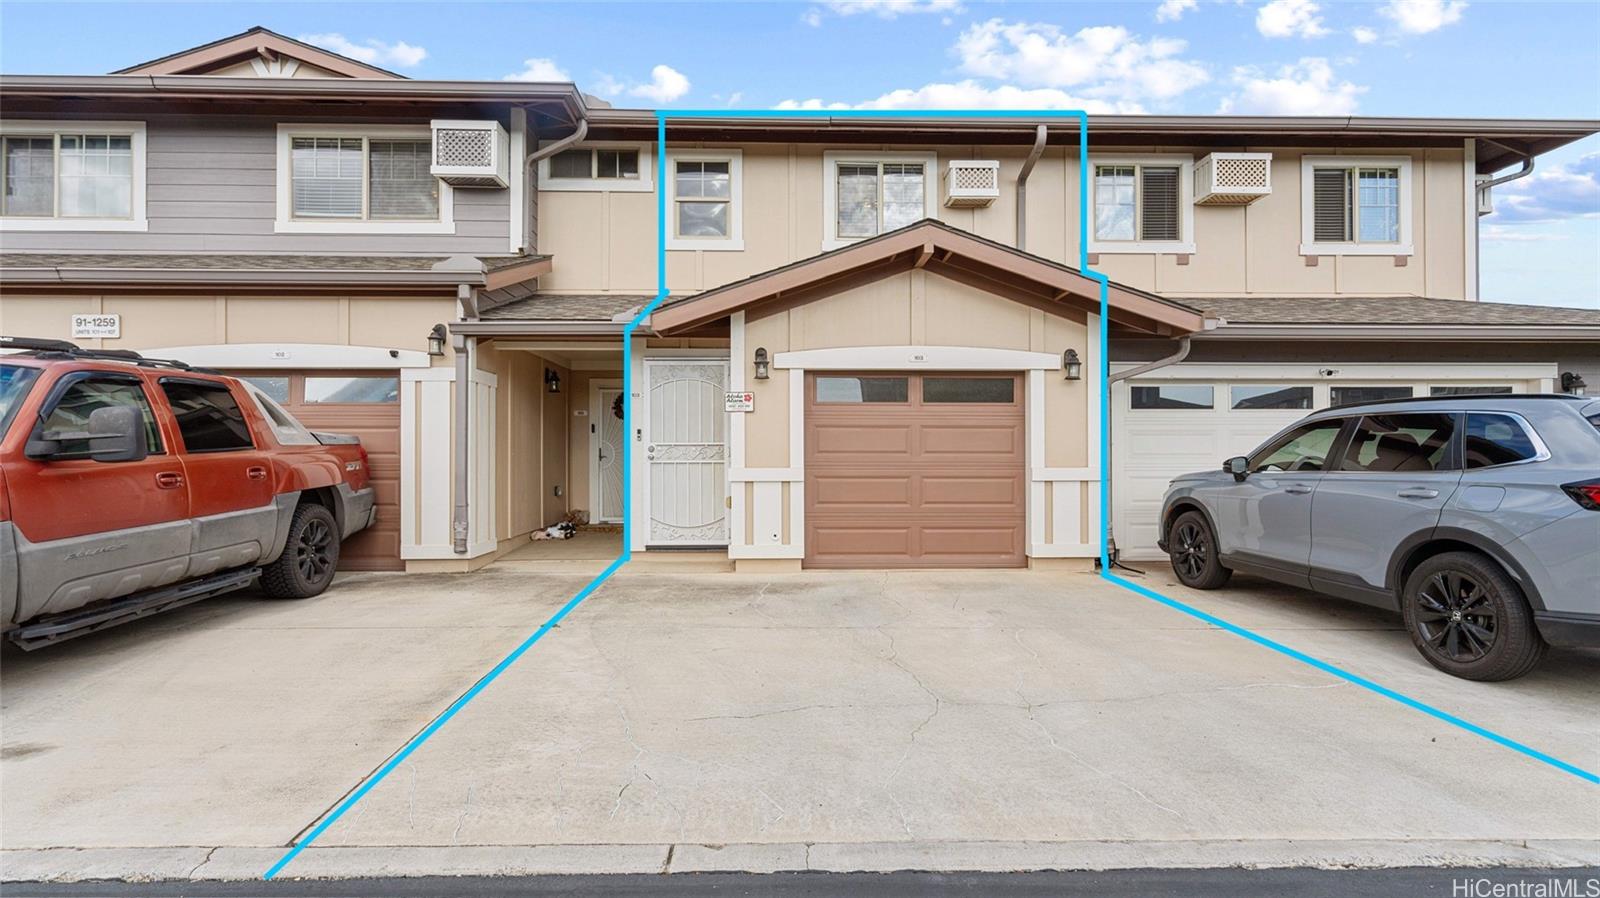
[
  {"x1": 37, "y1": 376, "x2": 163, "y2": 459},
  {"x1": 160, "y1": 380, "x2": 254, "y2": 452},
  {"x1": 1, "y1": 364, "x2": 40, "y2": 436},
  {"x1": 1463, "y1": 413, "x2": 1540, "y2": 468},
  {"x1": 1338, "y1": 413, "x2": 1456, "y2": 473},
  {"x1": 1250, "y1": 419, "x2": 1345, "y2": 473}
]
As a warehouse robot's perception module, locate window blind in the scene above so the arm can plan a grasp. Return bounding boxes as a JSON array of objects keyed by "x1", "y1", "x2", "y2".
[
  {"x1": 292, "y1": 137, "x2": 363, "y2": 218},
  {"x1": 1139, "y1": 166, "x2": 1180, "y2": 241},
  {"x1": 1312, "y1": 168, "x2": 1352, "y2": 242}
]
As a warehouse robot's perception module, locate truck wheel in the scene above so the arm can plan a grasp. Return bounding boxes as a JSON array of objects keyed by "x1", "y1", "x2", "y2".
[
  {"x1": 1167, "y1": 510, "x2": 1232, "y2": 589},
  {"x1": 261, "y1": 503, "x2": 340, "y2": 599},
  {"x1": 1401, "y1": 551, "x2": 1545, "y2": 681}
]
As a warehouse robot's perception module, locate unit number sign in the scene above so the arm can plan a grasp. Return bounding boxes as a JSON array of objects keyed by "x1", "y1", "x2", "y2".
[{"x1": 71, "y1": 314, "x2": 121, "y2": 339}]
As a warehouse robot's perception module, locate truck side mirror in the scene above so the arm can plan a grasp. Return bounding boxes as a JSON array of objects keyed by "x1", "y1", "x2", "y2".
[
  {"x1": 1224, "y1": 455, "x2": 1249, "y2": 482},
  {"x1": 87, "y1": 405, "x2": 148, "y2": 462}
]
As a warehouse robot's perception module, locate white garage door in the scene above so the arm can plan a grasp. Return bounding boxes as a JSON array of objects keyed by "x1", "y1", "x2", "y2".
[{"x1": 1110, "y1": 371, "x2": 1539, "y2": 560}]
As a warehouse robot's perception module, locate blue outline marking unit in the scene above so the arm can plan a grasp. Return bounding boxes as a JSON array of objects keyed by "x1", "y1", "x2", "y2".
[{"x1": 264, "y1": 104, "x2": 1593, "y2": 881}]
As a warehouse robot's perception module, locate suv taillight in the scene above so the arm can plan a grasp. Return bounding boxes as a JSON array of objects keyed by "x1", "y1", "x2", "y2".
[{"x1": 1562, "y1": 479, "x2": 1600, "y2": 511}]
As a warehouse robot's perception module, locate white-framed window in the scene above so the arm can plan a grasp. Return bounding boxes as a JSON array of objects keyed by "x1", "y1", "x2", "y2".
[
  {"x1": 536, "y1": 142, "x2": 654, "y2": 192},
  {"x1": 274, "y1": 124, "x2": 455, "y2": 235},
  {"x1": 1300, "y1": 155, "x2": 1413, "y2": 256},
  {"x1": 1088, "y1": 154, "x2": 1195, "y2": 254},
  {"x1": 822, "y1": 151, "x2": 937, "y2": 250},
  {"x1": 0, "y1": 120, "x2": 147, "y2": 232},
  {"x1": 666, "y1": 149, "x2": 742, "y2": 251}
]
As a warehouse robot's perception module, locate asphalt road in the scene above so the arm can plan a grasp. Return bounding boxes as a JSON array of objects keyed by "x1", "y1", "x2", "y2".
[{"x1": 7, "y1": 868, "x2": 1599, "y2": 898}]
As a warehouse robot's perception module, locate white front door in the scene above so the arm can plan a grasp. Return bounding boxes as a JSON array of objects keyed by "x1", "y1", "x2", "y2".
[
  {"x1": 590, "y1": 382, "x2": 625, "y2": 523},
  {"x1": 645, "y1": 359, "x2": 728, "y2": 546}
]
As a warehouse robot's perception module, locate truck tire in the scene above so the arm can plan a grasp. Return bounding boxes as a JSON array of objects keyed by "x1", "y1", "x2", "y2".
[
  {"x1": 261, "y1": 503, "x2": 340, "y2": 599},
  {"x1": 1401, "y1": 551, "x2": 1545, "y2": 681}
]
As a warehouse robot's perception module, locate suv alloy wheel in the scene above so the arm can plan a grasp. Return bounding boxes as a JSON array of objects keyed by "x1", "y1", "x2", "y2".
[
  {"x1": 1167, "y1": 510, "x2": 1233, "y2": 589},
  {"x1": 1401, "y1": 552, "x2": 1546, "y2": 681}
]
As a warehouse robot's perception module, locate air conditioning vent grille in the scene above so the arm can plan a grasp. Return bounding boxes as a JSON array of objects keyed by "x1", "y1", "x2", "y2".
[
  {"x1": 1214, "y1": 155, "x2": 1269, "y2": 190},
  {"x1": 1194, "y1": 152, "x2": 1272, "y2": 205},
  {"x1": 945, "y1": 160, "x2": 1001, "y2": 208},
  {"x1": 435, "y1": 128, "x2": 494, "y2": 168}
]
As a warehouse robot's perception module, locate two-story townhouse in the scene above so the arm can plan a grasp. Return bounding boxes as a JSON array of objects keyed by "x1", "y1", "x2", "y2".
[{"x1": 3, "y1": 28, "x2": 1597, "y2": 575}]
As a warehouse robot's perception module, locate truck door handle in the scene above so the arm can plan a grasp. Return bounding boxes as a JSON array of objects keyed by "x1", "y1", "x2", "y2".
[
  {"x1": 1284, "y1": 484, "x2": 1314, "y2": 495},
  {"x1": 1397, "y1": 487, "x2": 1439, "y2": 499},
  {"x1": 155, "y1": 471, "x2": 184, "y2": 490},
  {"x1": 246, "y1": 466, "x2": 268, "y2": 481}
]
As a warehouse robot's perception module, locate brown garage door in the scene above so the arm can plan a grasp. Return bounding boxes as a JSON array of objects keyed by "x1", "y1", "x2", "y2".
[
  {"x1": 233, "y1": 371, "x2": 403, "y2": 572},
  {"x1": 805, "y1": 372, "x2": 1025, "y2": 569}
]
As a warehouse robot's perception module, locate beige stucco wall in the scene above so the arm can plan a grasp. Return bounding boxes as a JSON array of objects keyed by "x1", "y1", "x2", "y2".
[
  {"x1": 737, "y1": 268, "x2": 1091, "y2": 473},
  {"x1": 537, "y1": 143, "x2": 1472, "y2": 302}
]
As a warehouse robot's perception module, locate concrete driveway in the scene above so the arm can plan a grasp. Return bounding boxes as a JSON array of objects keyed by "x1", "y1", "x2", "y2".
[{"x1": 3, "y1": 567, "x2": 1597, "y2": 881}]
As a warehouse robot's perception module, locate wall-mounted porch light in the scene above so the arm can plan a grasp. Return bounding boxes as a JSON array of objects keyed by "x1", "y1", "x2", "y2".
[
  {"x1": 545, "y1": 368, "x2": 562, "y2": 394},
  {"x1": 753, "y1": 347, "x2": 771, "y2": 380},
  {"x1": 427, "y1": 323, "x2": 448, "y2": 357},
  {"x1": 1562, "y1": 371, "x2": 1587, "y2": 396},
  {"x1": 1062, "y1": 348, "x2": 1082, "y2": 380}
]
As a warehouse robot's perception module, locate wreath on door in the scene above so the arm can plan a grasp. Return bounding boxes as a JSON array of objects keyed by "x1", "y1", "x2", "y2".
[{"x1": 612, "y1": 393, "x2": 625, "y2": 419}]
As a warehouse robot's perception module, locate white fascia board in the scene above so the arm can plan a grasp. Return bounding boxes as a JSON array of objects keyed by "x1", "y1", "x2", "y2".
[
  {"x1": 774, "y1": 345, "x2": 1062, "y2": 371},
  {"x1": 146, "y1": 342, "x2": 433, "y2": 369}
]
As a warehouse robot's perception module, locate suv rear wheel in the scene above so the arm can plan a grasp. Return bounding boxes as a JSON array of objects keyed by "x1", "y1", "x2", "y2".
[
  {"x1": 262, "y1": 503, "x2": 340, "y2": 599},
  {"x1": 1401, "y1": 551, "x2": 1545, "y2": 681},
  {"x1": 1167, "y1": 510, "x2": 1232, "y2": 589}
]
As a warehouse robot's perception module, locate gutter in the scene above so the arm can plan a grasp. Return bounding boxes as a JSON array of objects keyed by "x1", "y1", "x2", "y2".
[{"x1": 1016, "y1": 125, "x2": 1047, "y2": 251}]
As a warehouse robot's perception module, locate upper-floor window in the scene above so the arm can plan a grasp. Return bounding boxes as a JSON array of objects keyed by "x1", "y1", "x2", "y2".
[
  {"x1": 1300, "y1": 155, "x2": 1413, "y2": 256},
  {"x1": 1088, "y1": 155, "x2": 1194, "y2": 255},
  {"x1": 822, "y1": 151, "x2": 937, "y2": 249},
  {"x1": 667, "y1": 150, "x2": 742, "y2": 251},
  {"x1": 275, "y1": 125, "x2": 455, "y2": 235},
  {"x1": 0, "y1": 121, "x2": 148, "y2": 232},
  {"x1": 537, "y1": 142, "x2": 653, "y2": 193}
]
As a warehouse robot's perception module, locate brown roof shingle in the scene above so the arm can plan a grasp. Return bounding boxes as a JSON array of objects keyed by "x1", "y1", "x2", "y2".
[{"x1": 1194, "y1": 296, "x2": 1600, "y2": 327}]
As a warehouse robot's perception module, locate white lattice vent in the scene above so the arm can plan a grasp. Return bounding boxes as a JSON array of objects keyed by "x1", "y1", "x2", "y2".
[
  {"x1": 1195, "y1": 152, "x2": 1272, "y2": 205},
  {"x1": 430, "y1": 120, "x2": 509, "y2": 188},
  {"x1": 945, "y1": 159, "x2": 1000, "y2": 207}
]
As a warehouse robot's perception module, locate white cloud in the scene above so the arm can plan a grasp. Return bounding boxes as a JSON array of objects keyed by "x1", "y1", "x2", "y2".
[
  {"x1": 1488, "y1": 154, "x2": 1600, "y2": 224},
  {"x1": 953, "y1": 19, "x2": 1209, "y2": 104},
  {"x1": 627, "y1": 64, "x2": 691, "y2": 103},
  {"x1": 503, "y1": 57, "x2": 569, "y2": 82},
  {"x1": 805, "y1": 0, "x2": 962, "y2": 24},
  {"x1": 1481, "y1": 225, "x2": 1565, "y2": 243},
  {"x1": 297, "y1": 33, "x2": 427, "y2": 68},
  {"x1": 1155, "y1": 0, "x2": 1198, "y2": 22},
  {"x1": 1255, "y1": 0, "x2": 1330, "y2": 38},
  {"x1": 1351, "y1": 26, "x2": 1378, "y2": 43},
  {"x1": 1379, "y1": 0, "x2": 1467, "y2": 34},
  {"x1": 1219, "y1": 57, "x2": 1365, "y2": 114},
  {"x1": 778, "y1": 80, "x2": 1135, "y2": 113}
]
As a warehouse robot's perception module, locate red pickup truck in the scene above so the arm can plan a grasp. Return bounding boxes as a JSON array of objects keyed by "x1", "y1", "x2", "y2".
[{"x1": 0, "y1": 337, "x2": 377, "y2": 648}]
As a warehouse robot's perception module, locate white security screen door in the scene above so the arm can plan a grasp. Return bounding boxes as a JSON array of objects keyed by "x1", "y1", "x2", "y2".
[
  {"x1": 594, "y1": 385, "x2": 625, "y2": 523},
  {"x1": 645, "y1": 359, "x2": 728, "y2": 546}
]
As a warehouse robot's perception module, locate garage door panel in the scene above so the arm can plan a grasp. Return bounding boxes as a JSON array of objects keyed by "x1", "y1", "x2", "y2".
[{"x1": 806, "y1": 372, "x2": 1024, "y2": 569}]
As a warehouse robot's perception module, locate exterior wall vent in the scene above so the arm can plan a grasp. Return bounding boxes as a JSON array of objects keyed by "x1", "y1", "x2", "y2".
[
  {"x1": 944, "y1": 160, "x2": 1001, "y2": 207},
  {"x1": 430, "y1": 120, "x2": 509, "y2": 188},
  {"x1": 1194, "y1": 152, "x2": 1272, "y2": 205}
]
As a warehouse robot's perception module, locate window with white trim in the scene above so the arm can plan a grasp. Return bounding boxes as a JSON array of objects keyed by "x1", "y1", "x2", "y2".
[
  {"x1": 667, "y1": 150, "x2": 742, "y2": 250},
  {"x1": 1300, "y1": 156, "x2": 1413, "y2": 255},
  {"x1": 822, "y1": 151, "x2": 936, "y2": 249},
  {"x1": 1088, "y1": 155, "x2": 1194, "y2": 254},
  {"x1": 0, "y1": 121, "x2": 147, "y2": 231},
  {"x1": 275, "y1": 125, "x2": 454, "y2": 234},
  {"x1": 536, "y1": 142, "x2": 654, "y2": 192}
]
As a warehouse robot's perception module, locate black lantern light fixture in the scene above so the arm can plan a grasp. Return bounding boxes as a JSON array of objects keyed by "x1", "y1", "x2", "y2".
[
  {"x1": 1561, "y1": 371, "x2": 1587, "y2": 396},
  {"x1": 427, "y1": 323, "x2": 448, "y2": 357},
  {"x1": 753, "y1": 347, "x2": 771, "y2": 380},
  {"x1": 1062, "y1": 348, "x2": 1082, "y2": 380},
  {"x1": 544, "y1": 368, "x2": 562, "y2": 394}
]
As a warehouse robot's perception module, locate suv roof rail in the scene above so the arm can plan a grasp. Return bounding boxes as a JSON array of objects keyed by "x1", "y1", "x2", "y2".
[
  {"x1": 1327, "y1": 392, "x2": 1585, "y2": 410},
  {"x1": 0, "y1": 334, "x2": 215, "y2": 373}
]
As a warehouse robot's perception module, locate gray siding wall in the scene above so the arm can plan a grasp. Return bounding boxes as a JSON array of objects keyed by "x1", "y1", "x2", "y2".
[{"x1": 2, "y1": 115, "x2": 512, "y2": 255}]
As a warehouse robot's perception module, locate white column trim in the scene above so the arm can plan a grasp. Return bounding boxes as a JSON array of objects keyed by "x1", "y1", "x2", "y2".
[
  {"x1": 728, "y1": 311, "x2": 747, "y2": 550},
  {"x1": 1463, "y1": 137, "x2": 1479, "y2": 301},
  {"x1": 509, "y1": 107, "x2": 528, "y2": 254}
]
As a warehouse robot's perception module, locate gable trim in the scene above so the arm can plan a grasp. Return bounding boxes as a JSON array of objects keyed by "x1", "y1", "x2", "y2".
[{"x1": 113, "y1": 27, "x2": 405, "y2": 79}]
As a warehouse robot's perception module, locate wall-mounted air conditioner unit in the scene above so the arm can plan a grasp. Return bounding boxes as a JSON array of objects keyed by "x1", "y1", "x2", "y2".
[
  {"x1": 945, "y1": 160, "x2": 1001, "y2": 207},
  {"x1": 1194, "y1": 152, "x2": 1272, "y2": 205},
  {"x1": 430, "y1": 120, "x2": 509, "y2": 188}
]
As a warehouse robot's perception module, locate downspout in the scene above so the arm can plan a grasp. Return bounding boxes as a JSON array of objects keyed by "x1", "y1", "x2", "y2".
[
  {"x1": 452, "y1": 283, "x2": 480, "y2": 555},
  {"x1": 451, "y1": 117, "x2": 590, "y2": 555},
  {"x1": 525, "y1": 119, "x2": 589, "y2": 254},
  {"x1": 1016, "y1": 124, "x2": 1047, "y2": 251},
  {"x1": 1103, "y1": 334, "x2": 1193, "y2": 566}
]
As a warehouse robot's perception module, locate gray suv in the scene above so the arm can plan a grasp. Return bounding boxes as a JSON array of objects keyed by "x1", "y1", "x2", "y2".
[{"x1": 1158, "y1": 394, "x2": 1600, "y2": 681}]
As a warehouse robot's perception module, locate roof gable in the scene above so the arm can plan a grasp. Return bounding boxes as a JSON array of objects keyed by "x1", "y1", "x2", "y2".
[
  {"x1": 649, "y1": 220, "x2": 1207, "y2": 338},
  {"x1": 113, "y1": 26, "x2": 405, "y2": 79}
]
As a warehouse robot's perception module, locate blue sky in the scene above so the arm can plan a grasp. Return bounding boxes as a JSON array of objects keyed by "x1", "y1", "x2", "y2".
[{"x1": 1, "y1": 0, "x2": 1596, "y2": 307}]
